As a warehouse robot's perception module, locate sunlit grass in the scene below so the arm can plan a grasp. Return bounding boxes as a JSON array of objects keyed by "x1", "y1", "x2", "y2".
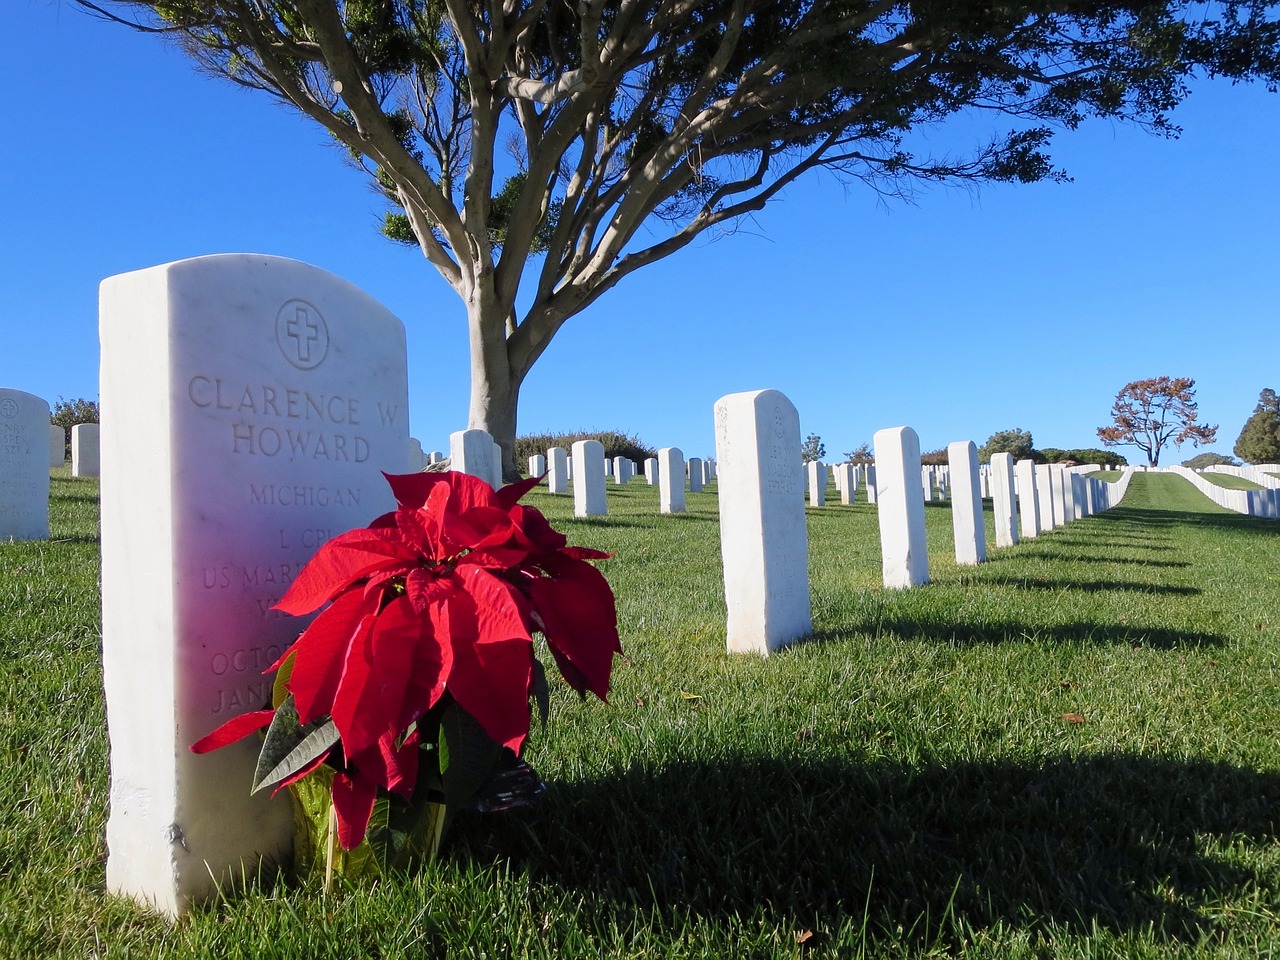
[{"x1": 1, "y1": 471, "x2": 1278, "y2": 958}]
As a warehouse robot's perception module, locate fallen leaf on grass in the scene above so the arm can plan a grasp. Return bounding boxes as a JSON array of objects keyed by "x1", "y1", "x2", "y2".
[
  {"x1": 678, "y1": 690, "x2": 702, "y2": 702},
  {"x1": 795, "y1": 929, "x2": 815, "y2": 947},
  {"x1": 1061, "y1": 713, "x2": 1086, "y2": 724}
]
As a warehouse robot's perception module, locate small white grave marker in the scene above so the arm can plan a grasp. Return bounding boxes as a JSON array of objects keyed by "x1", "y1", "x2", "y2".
[
  {"x1": 572, "y1": 439, "x2": 606, "y2": 516},
  {"x1": 450, "y1": 428, "x2": 497, "y2": 484},
  {"x1": 688, "y1": 457, "x2": 704, "y2": 493},
  {"x1": 659, "y1": 447, "x2": 685, "y2": 514},
  {"x1": 1015, "y1": 459, "x2": 1041, "y2": 538},
  {"x1": 714, "y1": 389, "x2": 811, "y2": 654},
  {"x1": 807, "y1": 460, "x2": 826, "y2": 506},
  {"x1": 72, "y1": 423, "x2": 101, "y2": 477},
  {"x1": 990, "y1": 452, "x2": 1019, "y2": 548},
  {"x1": 873, "y1": 426, "x2": 929, "y2": 588},
  {"x1": 0, "y1": 388, "x2": 51, "y2": 541},
  {"x1": 948, "y1": 441, "x2": 986, "y2": 565},
  {"x1": 49, "y1": 424, "x2": 65, "y2": 468},
  {"x1": 547, "y1": 447, "x2": 568, "y2": 494}
]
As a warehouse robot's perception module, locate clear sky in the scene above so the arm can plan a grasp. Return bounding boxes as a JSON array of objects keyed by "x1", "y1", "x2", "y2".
[{"x1": 6, "y1": 0, "x2": 1279, "y2": 464}]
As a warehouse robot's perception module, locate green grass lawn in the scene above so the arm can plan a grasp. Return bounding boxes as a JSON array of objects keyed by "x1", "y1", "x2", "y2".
[
  {"x1": 2, "y1": 470, "x2": 1279, "y2": 958},
  {"x1": 1197, "y1": 472, "x2": 1265, "y2": 491}
]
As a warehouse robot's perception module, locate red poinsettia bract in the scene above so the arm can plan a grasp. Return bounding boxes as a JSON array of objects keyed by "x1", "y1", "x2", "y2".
[{"x1": 192, "y1": 470, "x2": 620, "y2": 848}]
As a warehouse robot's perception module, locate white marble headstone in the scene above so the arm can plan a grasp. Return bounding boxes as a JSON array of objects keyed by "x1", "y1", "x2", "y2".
[
  {"x1": 687, "y1": 457, "x2": 703, "y2": 493},
  {"x1": 644, "y1": 457, "x2": 658, "y2": 485},
  {"x1": 873, "y1": 426, "x2": 929, "y2": 589},
  {"x1": 659, "y1": 447, "x2": 684, "y2": 514},
  {"x1": 528, "y1": 453, "x2": 547, "y2": 479},
  {"x1": 714, "y1": 390, "x2": 811, "y2": 655},
  {"x1": 571, "y1": 439, "x2": 606, "y2": 516},
  {"x1": 72, "y1": 423, "x2": 101, "y2": 477},
  {"x1": 99, "y1": 255, "x2": 408, "y2": 917},
  {"x1": 807, "y1": 460, "x2": 826, "y2": 507},
  {"x1": 50, "y1": 424, "x2": 66, "y2": 468},
  {"x1": 0, "y1": 388, "x2": 51, "y2": 541},
  {"x1": 450, "y1": 428, "x2": 497, "y2": 484},
  {"x1": 1015, "y1": 459, "x2": 1041, "y2": 538},
  {"x1": 546, "y1": 446, "x2": 568, "y2": 494},
  {"x1": 990, "y1": 452, "x2": 1019, "y2": 549},
  {"x1": 947, "y1": 441, "x2": 986, "y2": 566}
]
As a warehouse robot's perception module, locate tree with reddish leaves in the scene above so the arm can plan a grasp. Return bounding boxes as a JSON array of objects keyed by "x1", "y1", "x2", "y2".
[{"x1": 1097, "y1": 377, "x2": 1217, "y2": 467}]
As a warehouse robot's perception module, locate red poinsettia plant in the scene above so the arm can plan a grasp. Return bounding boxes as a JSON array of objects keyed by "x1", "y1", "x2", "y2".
[{"x1": 193, "y1": 470, "x2": 620, "y2": 866}]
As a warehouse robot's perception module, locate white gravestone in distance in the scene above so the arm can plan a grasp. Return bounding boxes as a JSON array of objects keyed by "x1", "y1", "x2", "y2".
[
  {"x1": 450, "y1": 428, "x2": 497, "y2": 484},
  {"x1": 687, "y1": 457, "x2": 703, "y2": 493},
  {"x1": 0, "y1": 388, "x2": 51, "y2": 541},
  {"x1": 407, "y1": 437, "x2": 426, "y2": 471},
  {"x1": 837, "y1": 463, "x2": 856, "y2": 505},
  {"x1": 72, "y1": 422, "x2": 101, "y2": 477},
  {"x1": 1036, "y1": 464, "x2": 1057, "y2": 530},
  {"x1": 50, "y1": 424, "x2": 66, "y2": 467},
  {"x1": 659, "y1": 447, "x2": 685, "y2": 514},
  {"x1": 546, "y1": 446, "x2": 568, "y2": 494},
  {"x1": 947, "y1": 441, "x2": 986, "y2": 566},
  {"x1": 1015, "y1": 459, "x2": 1041, "y2": 538},
  {"x1": 873, "y1": 426, "x2": 929, "y2": 589},
  {"x1": 807, "y1": 460, "x2": 826, "y2": 506},
  {"x1": 613, "y1": 456, "x2": 629, "y2": 485},
  {"x1": 644, "y1": 457, "x2": 658, "y2": 485},
  {"x1": 990, "y1": 452, "x2": 1019, "y2": 548},
  {"x1": 865, "y1": 464, "x2": 877, "y2": 504},
  {"x1": 528, "y1": 454, "x2": 547, "y2": 479},
  {"x1": 714, "y1": 389, "x2": 811, "y2": 655},
  {"x1": 99, "y1": 255, "x2": 408, "y2": 917},
  {"x1": 571, "y1": 439, "x2": 607, "y2": 516}
]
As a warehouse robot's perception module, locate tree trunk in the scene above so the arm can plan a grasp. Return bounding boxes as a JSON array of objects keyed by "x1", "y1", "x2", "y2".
[{"x1": 466, "y1": 296, "x2": 523, "y2": 482}]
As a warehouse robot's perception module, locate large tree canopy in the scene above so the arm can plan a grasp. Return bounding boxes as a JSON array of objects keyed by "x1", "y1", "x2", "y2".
[
  {"x1": 1097, "y1": 375, "x2": 1217, "y2": 466},
  {"x1": 1234, "y1": 387, "x2": 1280, "y2": 463},
  {"x1": 78, "y1": 0, "x2": 1280, "y2": 476}
]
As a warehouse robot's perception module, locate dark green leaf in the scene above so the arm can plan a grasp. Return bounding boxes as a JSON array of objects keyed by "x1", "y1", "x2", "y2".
[
  {"x1": 438, "y1": 703, "x2": 501, "y2": 821},
  {"x1": 251, "y1": 695, "x2": 340, "y2": 795}
]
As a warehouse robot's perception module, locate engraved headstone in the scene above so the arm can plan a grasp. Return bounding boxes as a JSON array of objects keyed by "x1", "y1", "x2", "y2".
[
  {"x1": 659, "y1": 447, "x2": 685, "y2": 514},
  {"x1": 50, "y1": 424, "x2": 65, "y2": 468},
  {"x1": 990, "y1": 452, "x2": 1019, "y2": 548},
  {"x1": 714, "y1": 389, "x2": 811, "y2": 655},
  {"x1": 874, "y1": 427, "x2": 929, "y2": 588},
  {"x1": 450, "y1": 428, "x2": 497, "y2": 484},
  {"x1": 547, "y1": 446, "x2": 568, "y2": 494},
  {"x1": 72, "y1": 422, "x2": 101, "y2": 477},
  {"x1": 571, "y1": 439, "x2": 606, "y2": 516},
  {"x1": 99, "y1": 255, "x2": 408, "y2": 917},
  {"x1": 0, "y1": 388, "x2": 51, "y2": 541},
  {"x1": 948, "y1": 441, "x2": 986, "y2": 565}
]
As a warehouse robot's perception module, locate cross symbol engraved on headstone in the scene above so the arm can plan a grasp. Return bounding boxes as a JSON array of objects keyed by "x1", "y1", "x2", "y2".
[
  {"x1": 286, "y1": 306, "x2": 321, "y2": 363},
  {"x1": 0, "y1": 398, "x2": 18, "y2": 419}
]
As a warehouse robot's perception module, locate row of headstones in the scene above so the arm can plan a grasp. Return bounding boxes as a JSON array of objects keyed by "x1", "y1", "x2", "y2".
[
  {"x1": 1167, "y1": 465, "x2": 1280, "y2": 518},
  {"x1": 89, "y1": 257, "x2": 1140, "y2": 916},
  {"x1": 0, "y1": 388, "x2": 103, "y2": 541},
  {"x1": 712, "y1": 388, "x2": 1136, "y2": 653}
]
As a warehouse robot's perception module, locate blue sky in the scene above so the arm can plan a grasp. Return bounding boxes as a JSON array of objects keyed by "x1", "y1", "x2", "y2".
[{"x1": 6, "y1": 0, "x2": 1278, "y2": 464}]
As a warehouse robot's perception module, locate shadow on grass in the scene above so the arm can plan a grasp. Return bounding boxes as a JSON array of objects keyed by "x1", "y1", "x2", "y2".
[
  {"x1": 817, "y1": 617, "x2": 1222, "y2": 649},
  {"x1": 979, "y1": 576, "x2": 1201, "y2": 597},
  {"x1": 1005, "y1": 550, "x2": 1192, "y2": 568},
  {"x1": 451, "y1": 752, "x2": 1278, "y2": 946},
  {"x1": 1099, "y1": 506, "x2": 1280, "y2": 537}
]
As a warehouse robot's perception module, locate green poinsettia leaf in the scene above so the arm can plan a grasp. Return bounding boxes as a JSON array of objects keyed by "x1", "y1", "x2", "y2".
[
  {"x1": 532, "y1": 657, "x2": 550, "y2": 729},
  {"x1": 439, "y1": 702, "x2": 501, "y2": 821},
  {"x1": 251, "y1": 694, "x2": 340, "y2": 795}
]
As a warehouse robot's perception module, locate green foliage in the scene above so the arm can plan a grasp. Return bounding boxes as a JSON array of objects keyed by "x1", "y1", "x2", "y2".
[
  {"x1": 978, "y1": 428, "x2": 1035, "y2": 463},
  {"x1": 842, "y1": 442, "x2": 874, "y2": 465},
  {"x1": 1234, "y1": 388, "x2": 1280, "y2": 464},
  {"x1": 514, "y1": 430, "x2": 658, "y2": 470},
  {"x1": 1040, "y1": 447, "x2": 1127, "y2": 466},
  {"x1": 1182, "y1": 452, "x2": 1241, "y2": 469},
  {"x1": 800, "y1": 433, "x2": 825, "y2": 464},
  {"x1": 919, "y1": 448, "x2": 949, "y2": 466}
]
